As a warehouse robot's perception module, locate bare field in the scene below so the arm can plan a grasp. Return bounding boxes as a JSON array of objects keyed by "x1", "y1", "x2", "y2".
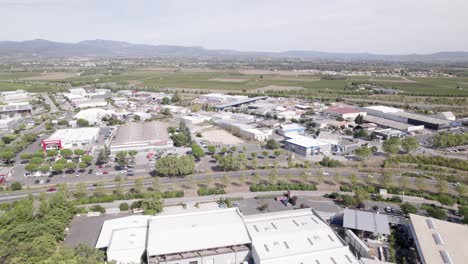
[
  {"x1": 201, "y1": 129, "x2": 245, "y2": 145},
  {"x1": 20, "y1": 72, "x2": 76, "y2": 80},
  {"x1": 208, "y1": 78, "x2": 248, "y2": 83}
]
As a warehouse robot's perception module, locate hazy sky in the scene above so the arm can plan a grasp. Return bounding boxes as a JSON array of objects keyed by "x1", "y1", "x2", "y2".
[{"x1": 1, "y1": 0, "x2": 467, "y2": 54}]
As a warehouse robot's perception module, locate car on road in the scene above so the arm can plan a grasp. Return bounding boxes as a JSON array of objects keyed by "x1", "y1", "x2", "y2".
[
  {"x1": 47, "y1": 187, "x2": 56, "y2": 193},
  {"x1": 45, "y1": 179, "x2": 51, "y2": 184},
  {"x1": 34, "y1": 179, "x2": 40, "y2": 184},
  {"x1": 75, "y1": 173, "x2": 80, "y2": 177},
  {"x1": 39, "y1": 179, "x2": 45, "y2": 184},
  {"x1": 103, "y1": 171, "x2": 109, "y2": 175},
  {"x1": 323, "y1": 172, "x2": 329, "y2": 176}
]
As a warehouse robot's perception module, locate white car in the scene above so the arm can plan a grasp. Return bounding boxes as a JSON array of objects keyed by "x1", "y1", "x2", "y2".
[
  {"x1": 95, "y1": 171, "x2": 103, "y2": 176},
  {"x1": 323, "y1": 172, "x2": 329, "y2": 176}
]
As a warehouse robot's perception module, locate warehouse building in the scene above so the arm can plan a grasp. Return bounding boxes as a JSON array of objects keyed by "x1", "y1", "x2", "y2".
[
  {"x1": 283, "y1": 134, "x2": 331, "y2": 157},
  {"x1": 74, "y1": 108, "x2": 112, "y2": 126},
  {"x1": 363, "y1": 115, "x2": 424, "y2": 132},
  {"x1": 42, "y1": 127, "x2": 100, "y2": 150},
  {"x1": 408, "y1": 214, "x2": 468, "y2": 264},
  {"x1": 0, "y1": 103, "x2": 32, "y2": 116},
  {"x1": 278, "y1": 123, "x2": 305, "y2": 136},
  {"x1": 0, "y1": 118, "x2": 19, "y2": 132},
  {"x1": 324, "y1": 107, "x2": 367, "y2": 120},
  {"x1": 109, "y1": 121, "x2": 173, "y2": 154},
  {"x1": 73, "y1": 98, "x2": 108, "y2": 109},
  {"x1": 96, "y1": 208, "x2": 359, "y2": 264}
]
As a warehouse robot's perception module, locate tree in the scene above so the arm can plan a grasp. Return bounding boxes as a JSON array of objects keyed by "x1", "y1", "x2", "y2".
[
  {"x1": 128, "y1": 150, "x2": 138, "y2": 157},
  {"x1": 119, "y1": 203, "x2": 129, "y2": 211},
  {"x1": 191, "y1": 144, "x2": 206, "y2": 159},
  {"x1": 96, "y1": 149, "x2": 107, "y2": 165},
  {"x1": 401, "y1": 202, "x2": 417, "y2": 215},
  {"x1": 65, "y1": 161, "x2": 77, "y2": 171},
  {"x1": 40, "y1": 164, "x2": 50, "y2": 173},
  {"x1": 46, "y1": 149, "x2": 59, "y2": 158},
  {"x1": 205, "y1": 173, "x2": 213, "y2": 187},
  {"x1": 20, "y1": 152, "x2": 33, "y2": 160},
  {"x1": 32, "y1": 151, "x2": 46, "y2": 158},
  {"x1": 74, "y1": 182, "x2": 88, "y2": 199},
  {"x1": 115, "y1": 151, "x2": 128, "y2": 168},
  {"x1": 250, "y1": 152, "x2": 257, "y2": 159},
  {"x1": 354, "y1": 114, "x2": 364, "y2": 124},
  {"x1": 268, "y1": 169, "x2": 278, "y2": 185},
  {"x1": 230, "y1": 146, "x2": 237, "y2": 152},
  {"x1": 10, "y1": 181, "x2": 22, "y2": 191},
  {"x1": 161, "y1": 97, "x2": 170, "y2": 105},
  {"x1": 207, "y1": 145, "x2": 216, "y2": 154},
  {"x1": 93, "y1": 182, "x2": 106, "y2": 197},
  {"x1": 350, "y1": 173, "x2": 359, "y2": 189},
  {"x1": 0, "y1": 150, "x2": 15, "y2": 163},
  {"x1": 354, "y1": 146, "x2": 373, "y2": 160},
  {"x1": 380, "y1": 171, "x2": 394, "y2": 188},
  {"x1": 51, "y1": 162, "x2": 65, "y2": 172},
  {"x1": 76, "y1": 118, "x2": 89, "y2": 127},
  {"x1": 81, "y1": 155, "x2": 93, "y2": 165},
  {"x1": 134, "y1": 179, "x2": 144, "y2": 194},
  {"x1": 273, "y1": 149, "x2": 282, "y2": 158},
  {"x1": 252, "y1": 173, "x2": 261, "y2": 185},
  {"x1": 114, "y1": 178, "x2": 125, "y2": 198},
  {"x1": 266, "y1": 139, "x2": 280, "y2": 149},
  {"x1": 156, "y1": 155, "x2": 195, "y2": 177},
  {"x1": 30, "y1": 157, "x2": 45, "y2": 165},
  {"x1": 456, "y1": 184, "x2": 467, "y2": 197},
  {"x1": 141, "y1": 192, "x2": 164, "y2": 215},
  {"x1": 303, "y1": 160, "x2": 310, "y2": 169},
  {"x1": 73, "y1": 149, "x2": 85, "y2": 156},
  {"x1": 25, "y1": 163, "x2": 39, "y2": 172},
  {"x1": 78, "y1": 162, "x2": 88, "y2": 169},
  {"x1": 401, "y1": 137, "x2": 419, "y2": 153},
  {"x1": 60, "y1": 149, "x2": 73, "y2": 158},
  {"x1": 171, "y1": 132, "x2": 189, "y2": 147},
  {"x1": 426, "y1": 206, "x2": 447, "y2": 220},
  {"x1": 383, "y1": 138, "x2": 401, "y2": 156}
]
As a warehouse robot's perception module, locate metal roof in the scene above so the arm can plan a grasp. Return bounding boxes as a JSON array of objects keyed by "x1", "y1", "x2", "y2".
[{"x1": 343, "y1": 209, "x2": 390, "y2": 235}]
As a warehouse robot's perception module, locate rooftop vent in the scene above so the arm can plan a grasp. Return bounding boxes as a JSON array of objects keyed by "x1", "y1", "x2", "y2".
[{"x1": 426, "y1": 218, "x2": 437, "y2": 230}]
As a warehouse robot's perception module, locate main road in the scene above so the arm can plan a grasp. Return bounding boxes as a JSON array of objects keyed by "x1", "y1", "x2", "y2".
[{"x1": 0, "y1": 167, "x2": 449, "y2": 203}]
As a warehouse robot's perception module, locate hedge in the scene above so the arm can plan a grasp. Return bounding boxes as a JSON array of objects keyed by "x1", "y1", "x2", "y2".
[
  {"x1": 250, "y1": 183, "x2": 317, "y2": 192},
  {"x1": 198, "y1": 188, "x2": 226, "y2": 196}
]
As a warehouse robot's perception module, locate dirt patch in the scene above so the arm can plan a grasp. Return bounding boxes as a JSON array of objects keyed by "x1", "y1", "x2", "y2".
[
  {"x1": 201, "y1": 129, "x2": 245, "y2": 145},
  {"x1": 208, "y1": 78, "x2": 248, "y2": 83},
  {"x1": 20, "y1": 72, "x2": 76, "y2": 80},
  {"x1": 257, "y1": 85, "x2": 304, "y2": 92}
]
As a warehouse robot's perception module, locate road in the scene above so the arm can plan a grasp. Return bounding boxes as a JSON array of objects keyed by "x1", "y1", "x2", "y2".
[
  {"x1": 0, "y1": 167, "x2": 453, "y2": 203},
  {"x1": 42, "y1": 93, "x2": 59, "y2": 113}
]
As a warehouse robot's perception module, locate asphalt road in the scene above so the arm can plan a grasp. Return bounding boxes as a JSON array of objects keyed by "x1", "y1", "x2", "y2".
[{"x1": 0, "y1": 167, "x2": 452, "y2": 203}]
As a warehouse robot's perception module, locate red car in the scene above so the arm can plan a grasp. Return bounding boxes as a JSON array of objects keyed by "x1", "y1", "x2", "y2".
[
  {"x1": 47, "y1": 187, "x2": 57, "y2": 193},
  {"x1": 98, "y1": 165, "x2": 103, "y2": 169},
  {"x1": 103, "y1": 171, "x2": 109, "y2": 175}
]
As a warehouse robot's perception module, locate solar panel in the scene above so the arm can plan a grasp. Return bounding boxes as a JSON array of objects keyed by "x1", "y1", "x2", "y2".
[{"x1": 440, "y1": 250, "x2": 453, "y2": 264}]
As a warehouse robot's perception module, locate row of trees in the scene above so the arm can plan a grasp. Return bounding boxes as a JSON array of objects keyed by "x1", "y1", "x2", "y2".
[
  {"x1": 433, "y1": 132, "x2": 468, "y2": 148},
  {"x1": 21, "y1": 149, "x2": 93, "y2": 173},
  {"x1": 155, "y1": 155, "x2": 195, "y2": 176},
  {"x1": 383, "y1": 137, "x2": 419, "y2": 155}
]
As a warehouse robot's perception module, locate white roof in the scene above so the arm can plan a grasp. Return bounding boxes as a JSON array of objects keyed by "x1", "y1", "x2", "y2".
[
  {"x1": 343, "y1": 209, "x2": 390, "y2": 235},
  {"x1": 365, "y1": 105, "x2": 403, "y2": 113},
  {"x1": 95, "y1": 215, "x2": 151, "y2": 249},
  {"x1": 107, "y1": 227, "x2": 147, "y2": 264},
  {"x1": 409, "y1": 214, "x2": 468, "y2": 264},
  {"x1": 280, "y1": 123, "x2": 305, "y2": 130},
  {"x1": 243, "y1": 209, "x2": 359, "y2": 264},
  {"x1": 48, "y1": 127, "x2": 100, "y2": 143},
  {"x1": 285, "y1": 134, "x2": 330, "y2": 148},
  {"x1": 147, "y1": 208, "x2": 250, "y2": 256},
  {"x1": 74, "y1": 108, "x2": 111, "y2": 122}
]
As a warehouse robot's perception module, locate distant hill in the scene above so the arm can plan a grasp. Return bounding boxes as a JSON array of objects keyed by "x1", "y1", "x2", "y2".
[{"x1": 1, "y1": 39, "x2": 468, "y2": 62}]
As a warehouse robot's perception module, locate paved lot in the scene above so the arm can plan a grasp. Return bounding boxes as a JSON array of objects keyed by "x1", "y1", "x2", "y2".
[
  {"x1": 64, "y1": 212, "x2": 133, "y2": 248},
  {"x1": 199, "y1": 129, "x2": 245, "y2": 145},
  {"x1": 237, "y1": 196, "x2": 343, "y2": 215}
]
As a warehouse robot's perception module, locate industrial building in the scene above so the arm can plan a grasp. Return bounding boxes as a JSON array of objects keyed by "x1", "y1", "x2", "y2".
[
  {"x1": 283, "y1": 134, "x2": 331, "y2": 157},
  {"x1": 0, "y1": 89, "x2": 29, "y2": 102},
  {"x1": 363, "y1": 105, "x2": 460, "y2": 131},
  {"x1": 96, "y1": 208, "x2": 359, "y2": 264},
  {"x1": 323, "y1": 107, "x2": 367, "y2": 120},
  {"x1": 408, "y1": 214, "x2": 468, "y2": 264},
  {"x1": 109, "y1": 121, "x2": 173, "y2": 154},
  {"x1": 73, "y1": 98, "x2": 108, "y2": 109},
  {"x1": 42, "y1": 127, "x2": 100, "y2": 150},
  {"x1": 74, "y1": 108, "x2": 111, "y2": 126},
  {"x1": 0, "y1": 118, "x2": 19, "y2": 132},
  {"x1": 200, "y1": 93, "x2": 248, "y2": 104},
  {"x1": 278, "y1": 123, "x2": 305, "y2": 136},
  {"x1": 0, "y1": 103, "x2": 32, "y2": 116},
  {"x1": 363, "y1": 114, "x2": 424, "y2": 132},
  {"x1": 181, "y1": 114, "x2": 212, "y2": 124},
  {"x1": 343, "y1": 209, "x2": 390, "y2": 237},
  {"x1": 373, "y1": 128, "x2": 406, "y2": 140}
]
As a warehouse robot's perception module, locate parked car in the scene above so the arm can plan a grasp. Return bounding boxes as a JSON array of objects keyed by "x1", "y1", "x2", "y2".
[
  {"x1": 34, "y1": 179, "x2": 40, "y2": 184},
  {"x1": 45, "y1": 179, "x2": 51, "y2": 184},
  {"x1": 88, "y1": 169, "x2": 93, "y2": 174},
  {"x1": 24, "y1": 172, "x2": 32, "y2": 177},
  {"x1": 47, "y1": 187, "x2": 56, "y2": 193},
  {"x1": 103, "y1": 171, "x2": 109, "y2": 175},
  {"x1": 95, "y1": 171, "x2": 103, "y2": 176}
]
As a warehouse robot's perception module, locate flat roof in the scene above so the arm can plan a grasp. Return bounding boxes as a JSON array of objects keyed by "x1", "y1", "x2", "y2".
[
  {"x1": 243, "y1": 209, "x2": 359, "y2": 264},
  {"x1": 325, "y1": 107, "x2": 365, "y2": 115},
  {"x1": 280, "y1": 123, "x2": 305, "y2": 130},
  {"x1": 392, "y1": 111, "x2": 450, "y2": 125},
  {"x1": 364, "y1": 114, "x2": 413, "y2": 131},
  {"x1": 147, "y1": 208, "x2": 251, "y2": 257},
  {"x1": 409, "y1": 214, "x2": 468, "y2": 264},
  {"x1": 48, "y1": 127, "x2": 100, "y2": 142},
  {"x1": 107, "y1": 227, "x2": 147, "y2": 264},
  {"x1": 215, "y1": 96, "x2": 268, "y2": 109},
  {"x1": 95, "y1": 215, "x2": 151, "y2": 249},
  {"x1": 343, "y1": 209, "x2": 390, "y2": 235},
  {"x1": 365, "y1": 105, "x2": 403, "y2": 113},
  {"x1": 285, "y1": 135, "x2": 330, "y2": 148},
  {"x1": 112, "y1": 121, "x2": 171, "y2": 145}
]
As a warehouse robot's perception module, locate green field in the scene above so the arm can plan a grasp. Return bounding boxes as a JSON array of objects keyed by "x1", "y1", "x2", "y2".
[
  {"x1": 0, "y1": 82, "x2": 61, "y2": 92},
  {"x1": 0, "y1": 70, "x2": 467, "y2": 96}
]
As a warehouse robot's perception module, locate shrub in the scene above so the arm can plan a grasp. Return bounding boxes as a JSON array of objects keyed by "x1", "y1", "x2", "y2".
[
  {"x1": 130, "y1": 201, "x2": 142, "y2": 209},
  {"x1": 162, "y1": 190, "x2": 184, "y2": 198},
  {"x1": 437, "y1": 194, "x2": 456, "y2": 206},
  {"x1": 119, "y1": 203, "x2": 129, "y2": 211},
  {"x1": 90, "y1": 205, "x2": 106, "y2": 214},
  {"x1": 388, "y1": 196, "x2": 403, "y2": 203},
  {"x1": 197, "y1": 188, "x2": 226, "y2": 196},
  {"x1": 339, "y1": 185, "x2": 352, "y2": 192},
  {"x1": 10, "y1": 182, "x2": 22, "y2": 191},
  {"x1": 425, "y1": 205, "x2": 447, "y2": 220},
  {"x1": 401, "y1": 202, "x2": 417, "y2": 215},
  {"x1": 250, "y1": 183, "x2": 317, "y2": 192}
]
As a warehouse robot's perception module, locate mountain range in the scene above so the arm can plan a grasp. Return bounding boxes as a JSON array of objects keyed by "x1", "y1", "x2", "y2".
[{"x1": 1, "y1": 39, "x2": 467, "y2": 62}]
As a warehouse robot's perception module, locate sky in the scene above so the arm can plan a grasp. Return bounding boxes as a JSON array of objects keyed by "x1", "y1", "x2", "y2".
[{"x1": 1, "y1": 0, "x2": 467, "y2": 54}]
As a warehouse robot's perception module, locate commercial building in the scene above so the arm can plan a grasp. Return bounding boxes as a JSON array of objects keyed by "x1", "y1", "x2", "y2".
[
  {"x1": 244, "y1": 209, "x2": 360, "y2": 264},
  {"x1": 73, "y1": 98, "x2": 108, "y2": 109},
  {"x1": 324, "y1": 107, "x2": 367, "y2": 120},
  {"x1": 333, "y1": 138, "x2": 361, "y2": 154},
  {"x1": 363, "y1": 115, "x2": 424, "y2": 132},
  {"x1": 408, "y1": 214, "x2": 468, "y2": 264},
  {"x1": 278, "y1": 123, "x2": 305, "y2": 136},
  {"x1": 110, "y1": 121, "x2": 173, "y2": 154},
  {"x1": 0, "y1": 89, "x2": 29, "y2": 102},
  {"x1": 0, "y1": 103, "x2": 32, "y2": 116},
  {"x1": 42, "y1": 127, "x2": 100, "y2": 150},
  {"x1": 0, "y1": 118, "x2": 19, "y2": 132},
  {"x1": 74, "y1": 108, "x2": 111, "y2": 126},
  {"x1": 200, "y1": 93, "x2": 248, "y2": 104},
  {"x1": 216, "y1": 120, "x2": 268, "y2": 141},
  {"x1": 214, "y1": 96, "x2": 268, "y2": 111},
  {"x1": 181, "y1": 114, "x2": 212, "y2": 124},
  {"x1": 96, "y1": 208, "x2": 359, "y2": 264},
  {"x1": 283, "y1": 134, "x2": 331, "y2": 157},
  {"x1": 373, "y1": 128, "x2": 406, "y2": 140},
  {"x1": 343, "y1": 209, "x2": 390, "y2": 237}
]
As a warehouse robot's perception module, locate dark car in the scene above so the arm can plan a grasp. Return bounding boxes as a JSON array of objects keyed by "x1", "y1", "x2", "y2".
[
  {"x1": 34, "y1": 179, "x2": 40, "y2": 184},
  {"x1": 47, "y1": 187, "x2": 56, "y2": 192},
  {"x1": 88, "y1": 169, "x2": 93, "y2": 174},
  {"x1": 45, "y1": 179, "x2": 51, "y2": 184}
]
